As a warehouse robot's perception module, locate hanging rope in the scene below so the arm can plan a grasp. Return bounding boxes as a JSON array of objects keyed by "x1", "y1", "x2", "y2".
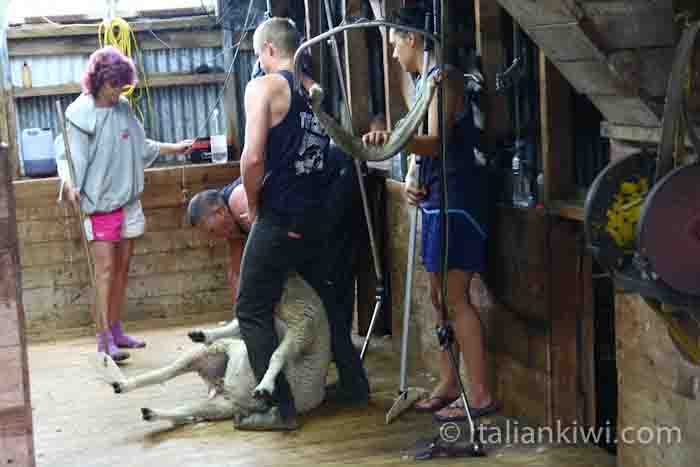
[{"x1": 98, "y1": 17, "x2": 154, "y2": 128}]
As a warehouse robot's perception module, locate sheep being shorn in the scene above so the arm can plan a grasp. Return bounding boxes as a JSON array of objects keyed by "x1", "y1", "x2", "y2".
[{"x1": 109, "y1": 273, "x2": 331, "y2": 426}]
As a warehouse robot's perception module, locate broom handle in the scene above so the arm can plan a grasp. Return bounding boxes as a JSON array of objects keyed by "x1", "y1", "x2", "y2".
[{"x1": 55, "y1": 101, "x2": 104, "y2": 338}]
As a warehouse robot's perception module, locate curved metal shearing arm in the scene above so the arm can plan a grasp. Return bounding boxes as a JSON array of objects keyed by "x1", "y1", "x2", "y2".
[
  {"x1": 307, "y1": 78, "x2": 437, "y2": 162},
  {"x1": 293, "y1": 20, "x2": 441, "y2": 162}
]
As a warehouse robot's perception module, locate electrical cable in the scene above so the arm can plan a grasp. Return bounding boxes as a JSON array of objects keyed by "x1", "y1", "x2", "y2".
[{"x1": 195, "y1": 0, "x2": 256, "y2": 137}]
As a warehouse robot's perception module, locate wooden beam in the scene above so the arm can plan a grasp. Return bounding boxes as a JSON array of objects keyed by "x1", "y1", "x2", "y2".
[
  {"x1": 12, "y1": 72, "x2": 228, "y2": 99},
  {"x1": 304, "y1": 0, "x2": 322, "y2": 84},
  {"x1": 601, "y1": 121, "x2": 700, "y2": 147},
  {"x1": 475, "y1": 0, "x2": 510, "y2": 143},
  {"x1": 548, "y1": 199, "x2": 584, "y2": 222},
  {"x1": 0, "y1": 36, "x2": 20, "y2": 179},
  {"x1": 220, "y1": 12, "x2": 242, "y2": 159},
  {"x1": 8, "y1": 29, "x2": 240, "y2": 57},
  {"x1": 549, "y1": 218, "x2": 582, "y2": 426},
  {"x1": 0, "y1": 144, "x2": 36, "y2": 466},
  {"x1": 7, "y1": 16, "x2": 217, "y2": 39},
  {"x1": 343, "y1": 0, "x2": 372, "y2": 134},
  {"x1": 539, "y1": 51, "x2": 575, "y2": 205},
  {"x1": 369, "y1": 0, "x2": 410, "y2": 130},
  {"x1": 580, "y1": 252, "x2": 596, "y2": 428}
]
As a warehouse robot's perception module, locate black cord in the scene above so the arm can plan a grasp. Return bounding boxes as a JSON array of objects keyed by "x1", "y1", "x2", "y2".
[{"x1": 195, "y1": 0, "x2": 257, "y2": 137}]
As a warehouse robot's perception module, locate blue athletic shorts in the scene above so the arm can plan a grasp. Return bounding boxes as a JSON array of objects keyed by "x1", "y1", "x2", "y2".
[{"x1": 420, "y1": 207, "x2": 487, "y2": 274}]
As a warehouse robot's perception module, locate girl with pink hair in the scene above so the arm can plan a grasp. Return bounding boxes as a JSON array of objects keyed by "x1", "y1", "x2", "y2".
[{"x1": 57, "y1": 46, "x2": 192, "y2": 361}]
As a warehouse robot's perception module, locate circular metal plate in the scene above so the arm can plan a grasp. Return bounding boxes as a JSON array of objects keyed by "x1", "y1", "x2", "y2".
[
  {"x1": 584, "y1": 152, "x2": 656, "y2": 272},
  {"x1": 638, "y1": 163, "x2": 700, "y2": 295}
]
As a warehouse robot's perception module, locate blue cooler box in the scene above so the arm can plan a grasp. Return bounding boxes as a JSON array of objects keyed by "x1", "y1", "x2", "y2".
[{"x1": 21, "y1": 128, "x2": 57, "y2": 177}]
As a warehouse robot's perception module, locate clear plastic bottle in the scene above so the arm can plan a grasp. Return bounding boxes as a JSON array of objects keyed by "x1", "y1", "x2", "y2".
[
  {"x1": 210, "y1": 109, "x2": 227, "y2": 164},
  {"x1": 512, "y1": 148, "x2": 534, "y2": 208},
  {"x1": 21, "y1": 62, "x2": 32, "y2": 88},
  {"x1": 512, "y1": 151, "x2": 525, "y2": 207}
]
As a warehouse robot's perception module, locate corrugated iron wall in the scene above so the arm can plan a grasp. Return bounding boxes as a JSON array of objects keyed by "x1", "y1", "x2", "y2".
[
  {"x1": 12, "y1": 46, "x2": 248, "y2": 167},
  {"x1": 10, "y1": 47, "x2": 226, "y2": 86}
]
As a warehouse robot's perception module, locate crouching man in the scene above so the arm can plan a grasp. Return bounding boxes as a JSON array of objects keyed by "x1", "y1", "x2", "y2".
[{"x1": 188, "y1": 149, "x2": 369, "y2": 432}]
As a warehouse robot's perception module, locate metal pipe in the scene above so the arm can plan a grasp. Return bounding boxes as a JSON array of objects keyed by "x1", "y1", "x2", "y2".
[
  {"x1": 320, "y1": 0, "x2": 383, "y2": 283},
  {"x1": 396, "y1": 206, "x2": 418, "y2": 388},
  {"x1": 317, "y1": 0, "x2": 387, "y2": 357},
  {"x1": 432, "y1": 0, "x2": 477, "y2": 442},
  {"x1": 293, "y1": 20, "x2": 441, "y2": 89},
  {"x1": 360, "y1": 299, "x2": 383, "y2": 361}
]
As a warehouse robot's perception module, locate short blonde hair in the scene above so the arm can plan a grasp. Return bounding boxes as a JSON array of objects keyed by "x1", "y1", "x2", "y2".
[{"x1": 253, "y1": 17, "x2": 300, "y2": 58}]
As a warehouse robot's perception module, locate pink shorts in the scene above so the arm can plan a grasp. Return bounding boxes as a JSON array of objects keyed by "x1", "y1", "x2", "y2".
[{"x1": 89, "y1": 208, "x2": 125, "y2": 242}]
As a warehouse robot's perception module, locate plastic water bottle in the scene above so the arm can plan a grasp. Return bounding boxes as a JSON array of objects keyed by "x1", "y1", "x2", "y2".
[
  {"x1": 210, "y1": 109, "x2": 227, "y2": 164},
  {"x1": 512, "y1": 151, "x2": 525, "y2": 207},
  {"x1": 511, "y1": 147, "x2": 533, "y2": 208}
]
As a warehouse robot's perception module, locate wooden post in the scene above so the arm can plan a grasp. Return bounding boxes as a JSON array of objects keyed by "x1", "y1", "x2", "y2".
[
  {"x1": 368, "y1": 0, "x2": 410, "y2": 130},
  {"x1": 219, "y1": 0, "x2": 242, "y2": 158},
  {"x1": 548, "y1": 218, "x2": 583, "y2": 427},
  {"x1": 539, "y1": 50, "x2": 575, "y2": 205},
  {"x1": 0, "y1": 29, "x2": 20, "y2": 178},
  {"x1": 0, "y1": 144, "x2": 36, "y2": 466},
  {"x1": 304, "y1": 0, "x2": 322, "y2": 84},
  {"x1": 475, "y1": 0, "x2": 510, "y2": 144},
  {"x1": 342, "y1": 0, "x2": 372, "y2": 135}
]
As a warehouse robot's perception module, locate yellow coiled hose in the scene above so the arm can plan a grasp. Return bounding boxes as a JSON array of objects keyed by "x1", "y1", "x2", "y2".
[{"x1": 98, "y1": 17, "x2": 153, "y2": 126}]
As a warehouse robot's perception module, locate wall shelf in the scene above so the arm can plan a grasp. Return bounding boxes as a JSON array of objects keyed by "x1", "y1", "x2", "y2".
[
  {"x1": 12, "y1": 72, "x2": 228, "y2": 99},
  {"x1": 548, "y1": 199, "x2": 585, "y2": 222}
]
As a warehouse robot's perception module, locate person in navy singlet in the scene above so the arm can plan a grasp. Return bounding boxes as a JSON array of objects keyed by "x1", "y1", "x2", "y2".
[
  {"x1": 197, "y1": 18, "x2": 368, "y2": 431},
  {"x1": 362, "y1": 4, "x2": 499, "y2": 422}
]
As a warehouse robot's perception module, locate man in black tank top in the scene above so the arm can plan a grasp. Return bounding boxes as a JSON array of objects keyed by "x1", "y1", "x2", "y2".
[{"x1": 216, "y1": 18, "x2": 368, "y2": 430}]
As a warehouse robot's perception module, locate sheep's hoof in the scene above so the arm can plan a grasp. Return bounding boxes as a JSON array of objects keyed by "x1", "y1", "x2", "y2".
[
  {"x1": 188, "y1": 330, "x2": 206, "y2": 343},
  {"x1": 112, "y1": 382, "x2": 123, "y2": 394},
  {"x1": 252, "y1": 386, "x2": 273, "y2": 401},
  {"x1": 141, "y1": 408, "x2": 155, "y2": 421}
]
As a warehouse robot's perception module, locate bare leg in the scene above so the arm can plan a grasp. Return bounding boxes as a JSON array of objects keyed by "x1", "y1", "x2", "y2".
[
  {"x1": 109, "y1": 239, "x2": 145, "y2": 348},
  {"x1": 447, "y1": 270, "x2": 492, "y2": 408},
  {"x1": 108, "y1": 238, "x2": 133, "y2": 324},
  {"x1": 91, "y1": 241, "x2": 130, "y2": 360},
  {"x1": 114, "y1": 346, "x2": 209, "y2": 393},
  {"x1": 91, "y1": 241, "x2": 117, "y2": 333},
  {"x1": 189, "y1": 319, "x2": 241, "y2": 344},
  {"x1": 141, "y1": 396, "x2": 235, "y2": 425},
  {"x1": 418, "y1": 273, "x2": 460, "y2": 402},
  {"x1": 433, "y1": 270, "x2": 498, "y2": 420}
]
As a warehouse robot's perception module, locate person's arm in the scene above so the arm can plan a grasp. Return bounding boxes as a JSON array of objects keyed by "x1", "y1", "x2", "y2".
[
  {"x1": 55, "y1": 123, "x2": 90, "y2": 206},
  {"x1": 404, "y1": 69, "x2": 462, "y2": 158},
  {"x1": 240, "y1": 78, "x2": 271, "y2": 223},
  {"x1": 143, "y1": 140, "x2": 192, "y2": 168},
  {"x1": 227, "y1": 237, "x2": 245, "y2": 304},
  {"x1": 360, "y1": 70, "x2": 461, "y2": 158}
]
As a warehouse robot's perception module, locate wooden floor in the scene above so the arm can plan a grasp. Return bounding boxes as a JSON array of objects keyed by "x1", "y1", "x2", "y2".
[{"x1": 28, "y1": 322, "x2": 616, "y2": 466}]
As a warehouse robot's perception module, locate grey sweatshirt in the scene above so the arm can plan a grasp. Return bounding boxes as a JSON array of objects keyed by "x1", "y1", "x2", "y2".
[{"x1": 55, "y1": 93, "x2": 160, "y2": 214}]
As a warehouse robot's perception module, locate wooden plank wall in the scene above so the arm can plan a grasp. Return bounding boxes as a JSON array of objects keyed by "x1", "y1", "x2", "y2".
[
  {"x1": 616, "y1": 294, "x2": 700, "y2": 467},
  {"x1": 0, "y1": 144, "x2": 36, "y2": 466},
  {"x1": 14, "y1": 164, "x2": 240, "y2": 342},
  {"x1": 487, "y1": 206, "x2": 551, "y2": 425}
]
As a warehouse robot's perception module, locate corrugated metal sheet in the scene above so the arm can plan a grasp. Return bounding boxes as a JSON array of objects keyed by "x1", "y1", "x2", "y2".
[
  {"x1": 11, "y1": 46, "x2": 253, "y2": 168},
  {"x1": 15, "y1": 84, "x2": 229, "y2": 165},
  {"x1": 10, "y1": 47, "x2": 226, "y2": 87}
]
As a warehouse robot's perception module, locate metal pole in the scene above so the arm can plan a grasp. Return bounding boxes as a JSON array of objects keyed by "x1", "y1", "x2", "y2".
[
  {"x1": 320, "y1": 0, "x2": 385, "y2": 358},
  {"x1": 432, "y1": 0, "x2": 480, "y2": 449},
  {"x1": 55, "y1": 100, "x2": 116, "y2": 369}
]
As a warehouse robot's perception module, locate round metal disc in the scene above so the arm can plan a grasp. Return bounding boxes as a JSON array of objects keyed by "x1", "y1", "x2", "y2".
[
  {"x1": 638, "y1": 164, "x2": 700, "y2": 295},
  {"x1": 584, "y1": 151, "x2": 656, "y2": 272}
]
